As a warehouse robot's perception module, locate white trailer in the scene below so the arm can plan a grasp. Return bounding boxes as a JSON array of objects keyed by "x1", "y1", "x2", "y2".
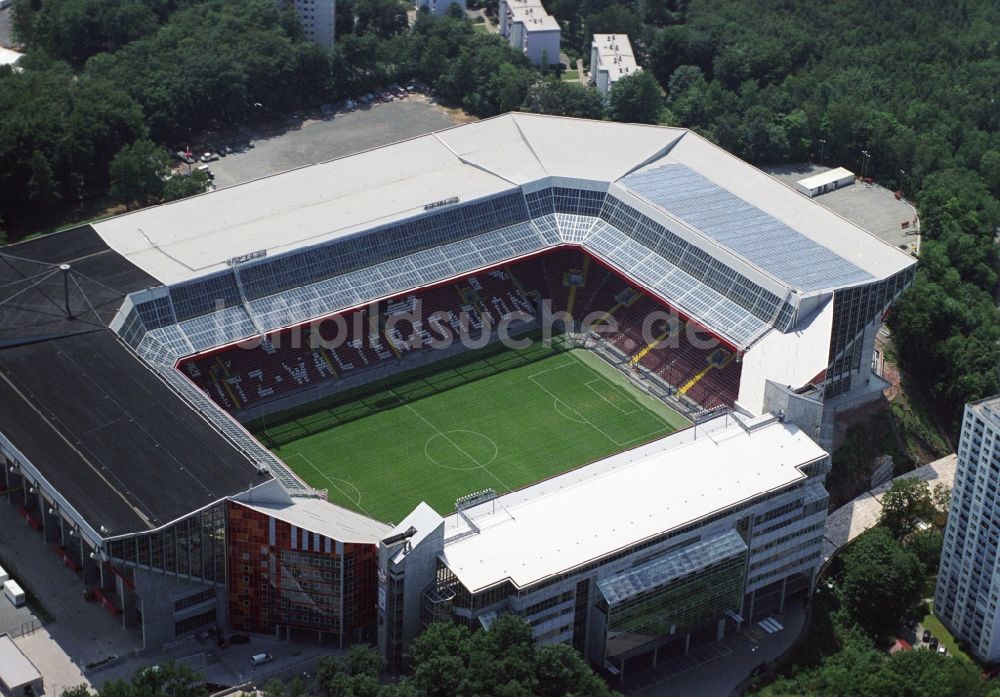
[
  {"x1": 0, "y1": 565, "x2": 8, "y2": 584},
  {"x1": 3, "y1": 580, "x2": 25, "y2": 608}
]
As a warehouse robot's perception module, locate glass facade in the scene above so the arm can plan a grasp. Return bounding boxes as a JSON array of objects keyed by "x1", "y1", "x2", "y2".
[
  {"x1": 597, "y1": 530, "x2": 748, "y2": 660},
  {"x1": 825, "y1": 266, "x2": 915, "y2": 397},
  {"x1": 103, "y1": 502, "x2": 228, "y2": 584}
]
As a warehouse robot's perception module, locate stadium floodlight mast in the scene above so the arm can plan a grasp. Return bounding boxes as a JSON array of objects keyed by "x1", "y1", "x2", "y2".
[{"x1": 818, "y1": 139, "x2": 826, "y2": 165}]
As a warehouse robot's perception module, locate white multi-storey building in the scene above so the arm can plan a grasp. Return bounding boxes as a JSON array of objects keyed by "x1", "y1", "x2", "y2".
[
  {"x1": 936, "y1": 396, "x2": 1000, "y2": 660},
  {"x1": 282, "y1": 0, "x2": 336, "y2": 47},
  {"x1": 378, "y1": 412, "x2": 831, "y2": 677},
  {"x1": 589, "y1": 34, "x2": 640, "y2": 99},
  {"x1": 499, "y1": 0, "x2": 560, "y2": 66}
]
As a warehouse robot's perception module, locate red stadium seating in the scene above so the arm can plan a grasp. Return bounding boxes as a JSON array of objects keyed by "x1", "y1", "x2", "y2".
[{"x1": 178, "y1": 250, "x2": 741, "y2": 414}]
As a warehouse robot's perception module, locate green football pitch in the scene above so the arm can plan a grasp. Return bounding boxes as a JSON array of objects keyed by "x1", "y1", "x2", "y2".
[{"x1": 251, "y1": 336, "x2": 690, "y2": 523}]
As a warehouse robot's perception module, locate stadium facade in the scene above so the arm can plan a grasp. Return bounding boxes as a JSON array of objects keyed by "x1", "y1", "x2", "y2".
[{"x1": 0, "y1": 115, "x2": 914, "y2": 673}]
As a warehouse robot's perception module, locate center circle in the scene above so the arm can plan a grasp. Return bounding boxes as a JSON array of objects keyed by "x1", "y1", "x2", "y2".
[{"x1": 425, "y1": 430, "x2": 498, "y2": 470}]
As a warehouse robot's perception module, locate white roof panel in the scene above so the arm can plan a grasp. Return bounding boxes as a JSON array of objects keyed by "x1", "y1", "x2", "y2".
[
  {"x1": 0, "y1": 634, "x2": 41, "y2": 689},
  {"x1": 243, "y1": 497, "x2": 391, "y2": 544},
  {"x1": 510, "y1": 114, "x2": 685, "y2": 182},
  {"x1": 91, "y1": 114, "x2": 913, "y2": 294},
  {"x1": 441, "y1": 417, "x2": 824, "y2": 592},
  {"x1": 797, "y1": 167, "x2": 854, "y2": 190},
  {"x1": 94, "y1": 133, "x2": 516, "y2": 284}
]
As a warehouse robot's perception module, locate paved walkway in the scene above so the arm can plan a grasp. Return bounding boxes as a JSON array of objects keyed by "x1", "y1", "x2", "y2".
[
  {"x1": 0, "y1": 499, "x2": 138, "y2": 696},
  {"x1": 822, "y1": 453, "x2": 957, "y2": 560},
  {"x1": 621, "y1": 599, "x2": 806, "y2": 697}
]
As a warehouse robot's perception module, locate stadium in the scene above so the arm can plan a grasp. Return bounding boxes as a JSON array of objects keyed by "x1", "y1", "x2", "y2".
[{"x1": 0, "y1": 115, "x2": 914, "y2": 676}]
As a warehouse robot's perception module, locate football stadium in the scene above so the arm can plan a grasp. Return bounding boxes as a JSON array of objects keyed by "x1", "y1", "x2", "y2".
[{"x1": 0, "y1": 115, "x2": 915, "y2": 678}]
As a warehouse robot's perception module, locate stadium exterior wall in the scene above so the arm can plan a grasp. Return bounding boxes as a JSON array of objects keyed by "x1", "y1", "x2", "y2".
[{"x1": 226, "y1": 501, "x2": 381, "y2": 644}]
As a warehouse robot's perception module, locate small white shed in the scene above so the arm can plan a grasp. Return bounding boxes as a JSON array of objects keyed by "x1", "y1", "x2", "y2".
[{"x1": 796, "y1": 167, "x2": 855, "y2": 197}]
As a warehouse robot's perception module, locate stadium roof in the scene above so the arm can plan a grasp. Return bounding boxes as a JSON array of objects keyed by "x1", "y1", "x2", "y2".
[
  {"x1": 0, "y1": 226, "x2": 157, "y2": 346},
  {"x1": 0, "y1": 330, "x2": 268, "y2": 536},
  {"x1": 90, "y1": 114, "x2": 912, "y2": 294},
  {"x1": 240, "y1": 497, "x2": 391, "y2": 545},
  {"x1": 439, "y1": 415, "x2": 825, "y2": 593}
]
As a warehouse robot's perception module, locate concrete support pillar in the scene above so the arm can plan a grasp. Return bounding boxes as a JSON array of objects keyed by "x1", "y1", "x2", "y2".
[
  {"x1": 81, "y1": 537, "x2": 100, "y2": 590},
  {"x1": 716, "y1": 618, "x2": 726, "y2": 641},
  {"x1": 778, "y1": 576, "x2": 788, "y2": 613},
  {"x1": 43, "y1": 500, "x2": 61, "y2": 545},
  {"x1": 684, "y1": 633, "x2": 691, "y2": 655},
  {"x1": 652, "y1": 645, "x2": 658, "y2": 668},
  {"x1": 747, "y1": 589, "x2": 756, "y2": 624}
]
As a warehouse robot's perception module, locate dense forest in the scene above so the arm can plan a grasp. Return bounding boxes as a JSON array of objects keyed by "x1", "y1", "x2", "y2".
[{"x1": 1, "y1": 0, "x2": 999, "y2": 432}]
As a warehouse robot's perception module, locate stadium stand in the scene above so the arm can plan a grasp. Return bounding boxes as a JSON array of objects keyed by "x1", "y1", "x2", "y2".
[
  {"x1": 180, "y1": 268, "x2": 539, "y2": 412},
  {"x1": 179, "y1": 249, "x2": 744, "y2": 415}
]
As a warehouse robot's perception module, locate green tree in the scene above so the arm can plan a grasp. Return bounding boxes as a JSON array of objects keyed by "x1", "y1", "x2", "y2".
[
  {"x1": 317, "y1": 655, "x2": 341, "y2": 697},
  {"x1": 344, "y1": 644, "x2": 384, "y2": 680},
  {"x1": 377, "y1": 680, "x2": 420, "y2": 697},
  {"x1": 607, "y1": 70, "x2": 664, "y2": 124},
  {"x1": 27, "y1": 150, "x2": 59, "y2": 206},
  {"x1": 260, "y1": 679, "x2": 287, "y2": 697},
  {"x1": 878, "y1": 477, "x2": 938, "y2": 540},
  {"x1": 109, "y1": 139, "x2": 170, "y2": 210},
  {"x1": 521, "y1": 77, "x2": 605, "y2": 119},
  {"x1": 408, "y1": 616, "x2": 620, "y2": 697},
  {"x1": 838, "y1": 527, "x2": 923, "y2": 640},
  {"x1": 355, "y1": 0, "x2": 409, "y2": 38},
  {"x1": 60, "y1": 687, "x2": 93, "y2": 697},
  {"x1": 163, "y1": 171, "x2": 209, "y2": 202},
  {"x1": 535, "y1": 643, "x2": 615, "y2": 697}
]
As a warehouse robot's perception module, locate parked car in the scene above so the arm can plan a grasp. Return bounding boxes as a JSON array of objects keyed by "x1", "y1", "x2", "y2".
[
  {"x1": 937, "y1": 644, "x2": 947, "y2": 655},
  {"x1": 200, "y1": 152, "x2": 219, "y2": 163},
  {"x1": 250, "y1": 653, "x2": 273, "y2": 667},
  {"x1": 922, "y1": 629, "x2": 931, "y2": 643},
  {"x1": 176, "y1": 151, "x2": 196, "y2": 165},
  {"x1": 928, "y1": 636, "x2": 939, "y2": 650}
]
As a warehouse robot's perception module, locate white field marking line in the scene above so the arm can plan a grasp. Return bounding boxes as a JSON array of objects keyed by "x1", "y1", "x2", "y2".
[
  {"x1": 553, "y1": 397, "x2": 588, "y2": 423},
  {"x1": 424, "y1": 430, "x2": 499, "y2": 470},
  {"x1": 529, "y1": 372, "x2": 626, "y2": 446},
  {"x1": 530, "y1": 355, "x2": 671, "y2": 446},
  {"x1": 288, "y1": 452, "x2": 372, "y2": 517},
  {"x1": 567, "y1": 350, "x2": 684, "y2": 430},
  {"x1": 403, "y1": 403, "x2": 512, "y2": 492},
  {"x1": 584, "y1": 378, "x2": 642, "y2": 415},
  {"x1": 526, "y1": 358, "x2": 578, "y2": 381}
]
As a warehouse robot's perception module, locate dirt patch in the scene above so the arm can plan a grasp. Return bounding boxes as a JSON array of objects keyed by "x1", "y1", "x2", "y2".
[{"x1": 411, "y1": 93, "x2": 478, "y2": 124}]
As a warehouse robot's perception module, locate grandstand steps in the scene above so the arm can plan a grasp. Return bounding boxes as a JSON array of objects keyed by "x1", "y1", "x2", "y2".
[{"x1": 629, "y1": 329, "x2": 670, "y2": 367}]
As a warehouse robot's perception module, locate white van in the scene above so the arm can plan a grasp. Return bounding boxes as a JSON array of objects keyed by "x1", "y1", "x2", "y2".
[
  {"x1": 249, "y1": 653, "x2": 273, "y2": 667},
  {"x1": 0, "y1": 564, "x2": 8, "y2": 583},
  {"x1": 4, "y1": 579, "x2": 25, "y2": 607}
]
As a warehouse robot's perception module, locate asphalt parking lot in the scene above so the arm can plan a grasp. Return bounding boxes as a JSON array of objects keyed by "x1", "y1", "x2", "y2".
[
  {"x1": 203, "y1": 97, "x2": 461, "y2": 190},
  {"x1": 763, "y1": 163, "x2": 921, "y2": 256}
]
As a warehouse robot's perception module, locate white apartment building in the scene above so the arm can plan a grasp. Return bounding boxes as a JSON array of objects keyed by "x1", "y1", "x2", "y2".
[
  {"x1": 590, "y1": 33, "x2": 640, "y2": 99},
  {"x1": 282, "y1": 0, "x2": 336, "y2": 47},
  {"x1": 936, "y1": 396, "x2": 1000, "y2": 660},
  {"x1": 499, "y1": 0, "x2": 561, "y2": 66}
]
